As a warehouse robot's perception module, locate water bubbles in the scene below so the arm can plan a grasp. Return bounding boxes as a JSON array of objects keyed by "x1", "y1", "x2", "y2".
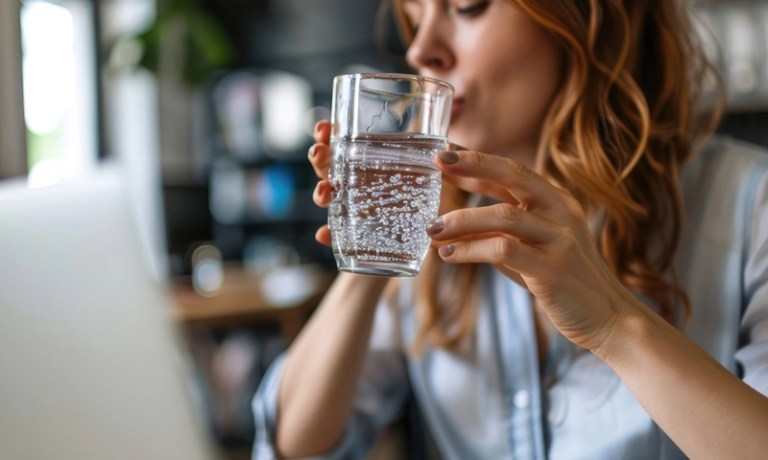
[{"x1": 329, "y1": 135, "x2": 444, "y2": 265}]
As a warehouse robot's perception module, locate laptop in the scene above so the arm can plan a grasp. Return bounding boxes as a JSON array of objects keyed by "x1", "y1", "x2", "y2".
[{"x1": 0, "y1": 171, "x2": 218, "y2": 460}]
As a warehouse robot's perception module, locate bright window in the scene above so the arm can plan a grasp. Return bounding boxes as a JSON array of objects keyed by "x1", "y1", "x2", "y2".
[{"x1": 21, "y1": 0, "x2": 99, "y2": 187}]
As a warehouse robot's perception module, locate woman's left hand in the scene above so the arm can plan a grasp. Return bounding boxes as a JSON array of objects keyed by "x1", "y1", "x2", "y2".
[
  {"x1": 430, "y1": 151, "x2": 768, "y2": 460},
  {"x1": 428, "y1": 149, "x2": 639, "y2": 352}
]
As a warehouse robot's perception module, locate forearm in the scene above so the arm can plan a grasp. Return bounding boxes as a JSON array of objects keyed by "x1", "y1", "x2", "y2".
[
  {"x1": 595, "y1": 302, "x2": 768, "y2": 459},
  {"x1": 276, "y1": 272, "x2": 390, "y2": 458}
]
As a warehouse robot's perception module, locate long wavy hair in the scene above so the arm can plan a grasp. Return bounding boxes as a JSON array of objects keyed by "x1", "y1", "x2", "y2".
[{"x1": 388, "y1": 0, "x2": 723, "y2": 352}]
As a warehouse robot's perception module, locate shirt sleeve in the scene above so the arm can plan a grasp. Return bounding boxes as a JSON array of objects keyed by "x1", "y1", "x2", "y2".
[
  {"x1": 251, "y1": 298, "x2": 410, "y2": 459},
  {"x1": 737, "y1": 168, "x2": 768, "y2": 396}
]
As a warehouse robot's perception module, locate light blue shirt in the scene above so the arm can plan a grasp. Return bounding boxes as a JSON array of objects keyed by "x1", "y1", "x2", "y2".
[{"x1": 251, "y1": 137, "x2": 768, "y2": 459}]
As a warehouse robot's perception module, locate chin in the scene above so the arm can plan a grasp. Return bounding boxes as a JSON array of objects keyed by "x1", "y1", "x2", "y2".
[
  {"x1": 448, "y1": 119, "x2": 494, "y2": 151},
  {"x1": 448, "y1": 133, "x2": 490, "y2": 154},
  {"x1": 448, "y1": 126, "x2": 517, "y2": 157},
  {"x1": 446, "y1": 129, "x2": 474, "y2": 151}
]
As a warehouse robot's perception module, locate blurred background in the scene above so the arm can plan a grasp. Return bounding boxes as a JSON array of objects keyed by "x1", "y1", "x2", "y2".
[{"x1": 1, "y1": 0, "x2": 768, "y2": 458}]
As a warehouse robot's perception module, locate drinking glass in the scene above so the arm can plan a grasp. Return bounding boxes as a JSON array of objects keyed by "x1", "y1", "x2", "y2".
[{"x1": 328, "y1": 73, "x2": 453, "y2": 277}]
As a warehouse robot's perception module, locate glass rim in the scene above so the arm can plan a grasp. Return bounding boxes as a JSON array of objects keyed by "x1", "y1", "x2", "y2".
[{"x1": 334, "y1": 72, "x2": 454, "y2": 93}]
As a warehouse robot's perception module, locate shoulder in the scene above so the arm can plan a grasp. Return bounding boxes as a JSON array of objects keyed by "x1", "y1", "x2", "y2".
[
  {"x1": 682, "y1": 136, "x2": 768, "y2": 206},
  {"x1": 687, "y1": 136, "x2": 768, "y2": 180},
  {"x1": 678, "y1": 136, "x2": 768, "y2": 265},
  {"x1": 676, "y1": 137, "x2": 768, "y2": 363}
]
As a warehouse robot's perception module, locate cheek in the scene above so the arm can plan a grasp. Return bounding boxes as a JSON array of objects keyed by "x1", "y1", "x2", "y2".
[
  {"x1": 459, "y1": 33, "x2": 562, "y2": 152},
  {"x1": 493, "y1": 45, "x2": 561, "y2": 126}
]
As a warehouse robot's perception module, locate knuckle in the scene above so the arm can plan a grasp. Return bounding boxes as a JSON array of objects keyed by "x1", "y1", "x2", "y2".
[
  {"x1": 313, "y1": 181, "x2": 329, "y2": 205},
  {"x1": 314, "y1": 121, "x2": 329, "y2": 142},
  {"x1": 562, "y1": 226, "x2": 579, "y2": 243},
  {"x1": 312, "y1": 182, "x2": 323, "y2": 199},
  {"x1": 466, "y1": 150, "x2": 485, "y2": 169},
  {"x1": 556, "y1": 226, "x2": 581, "y2": 252},
  {"x1": 561, "y1": 195, "x2": 586, "y2": 223},
  {"x1": 315, "y1": 143, "x2": 329, "y2": 159},
  {"x1": 445, "y1": 210, "x2": 468, "y2": 229},
  {"x1": 509, "y1": 159, "x2": 532, "y2": 177},
  {"x1": 496, "y1": 203, "x2": 521, "y2": 224},
  {"x1": 494, "y1": 238, "x2": 514, "y2": 259}
]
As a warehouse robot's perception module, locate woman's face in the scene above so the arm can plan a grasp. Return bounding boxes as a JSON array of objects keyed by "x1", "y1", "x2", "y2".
[{"x1": 401, "y1": 0, "x2": 563, "y2": 164}]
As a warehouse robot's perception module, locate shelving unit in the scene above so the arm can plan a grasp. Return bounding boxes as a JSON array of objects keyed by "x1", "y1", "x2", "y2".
[{"x1": 160, "y1": 0, "x2": 410, "y2": 272}]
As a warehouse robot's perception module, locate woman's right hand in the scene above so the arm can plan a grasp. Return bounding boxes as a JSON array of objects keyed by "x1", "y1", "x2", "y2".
[{"x1": 308, "y1": 120, "x2": 333, "y2": 247}]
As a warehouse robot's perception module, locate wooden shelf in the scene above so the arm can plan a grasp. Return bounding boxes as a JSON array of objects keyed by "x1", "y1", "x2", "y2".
[{"x1": 171, "y1": 264, "x2": 335, "y2": 343}]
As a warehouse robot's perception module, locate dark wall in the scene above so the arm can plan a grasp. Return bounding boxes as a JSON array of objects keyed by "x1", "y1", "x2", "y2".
[
  {"x1": 203, "y1": 0, "x2": 407, "y2": 92},
  {"x1": 163, "y1": 0, "x2": 410, "y2": 274}
]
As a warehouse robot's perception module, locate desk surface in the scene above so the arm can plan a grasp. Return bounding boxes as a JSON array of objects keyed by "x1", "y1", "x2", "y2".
[{"x1": 171, "y1": 265, "x2": 335, "y2": 340}]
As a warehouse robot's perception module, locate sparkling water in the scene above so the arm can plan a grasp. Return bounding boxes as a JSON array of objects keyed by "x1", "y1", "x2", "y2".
[{"x1": 329, "y1": 134, "x2": 445, "y2": 276}]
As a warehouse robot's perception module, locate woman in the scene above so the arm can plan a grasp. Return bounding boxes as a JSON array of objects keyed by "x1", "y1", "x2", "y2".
[{"x1": 253, "y1": 0, "x2": 768, "y2": 458}]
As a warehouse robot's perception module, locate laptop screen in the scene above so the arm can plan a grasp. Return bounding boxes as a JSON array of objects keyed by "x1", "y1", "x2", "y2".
[{"x1": 0, "y1": 171, "x2": 216, "y2": 460}]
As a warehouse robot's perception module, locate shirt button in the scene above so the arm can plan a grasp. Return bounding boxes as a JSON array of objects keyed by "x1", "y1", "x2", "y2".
[{"x1": 514, "y1": 390, "x2": 530, "y2": 409}]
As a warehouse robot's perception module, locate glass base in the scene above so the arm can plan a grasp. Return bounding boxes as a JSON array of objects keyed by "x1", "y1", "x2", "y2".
[{"x1": 336, "y1": 259, "x2": 421, "y2": 277}]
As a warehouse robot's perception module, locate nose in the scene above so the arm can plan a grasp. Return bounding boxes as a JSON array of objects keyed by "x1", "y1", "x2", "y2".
[{"x1": 404, "y1": 10, "x2": 454, "y2": 76}]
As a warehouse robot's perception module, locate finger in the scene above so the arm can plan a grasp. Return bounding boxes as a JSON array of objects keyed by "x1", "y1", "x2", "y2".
[
  {"x1": 314, "y1": 120, "x2": 331, "y2": 144},
  {"x1": 309, "y1": 143, "x2": 331, "y2": 180},
  {"x1": 437, "y1": 235, "x2": 539, "y2": 276},
  {"x1": 315, "y1": 225, "x2": 332, "y2": 247},
  {"x1": 312, "y1": 180, "x2": 332, "y2": 208},
  {"x1": 436, "y1": 149, "x2": 519, "y2": 203},
  {"x1": 431, "y1": 233, "x2": 528, "y2": 288},
  {"x1": 442, "y1": 174, "x2": 519, "y2": 205},
  {"x1": 435, "y1": 150, "x2": 560, "y2": 208},
  {"x1": 428, "y1": 203, "x2": 555, "y2": 245}
]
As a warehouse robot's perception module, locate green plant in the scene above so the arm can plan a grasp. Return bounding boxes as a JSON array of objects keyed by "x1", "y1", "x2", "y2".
[{"x1": 121, "y1": 0, "x2": 234, "y2": 87}]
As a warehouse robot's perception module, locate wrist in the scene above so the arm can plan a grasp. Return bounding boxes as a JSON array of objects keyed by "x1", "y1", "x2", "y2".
[
  {"x1": 326, "y1": 272, "x2": 392, "y2": 312},
  {"x1": 336, "y1": 271, "x2": 391, "y2": 291},
  {"x1": 590, "y1": 295, "x2": 666, "y2": 370}
]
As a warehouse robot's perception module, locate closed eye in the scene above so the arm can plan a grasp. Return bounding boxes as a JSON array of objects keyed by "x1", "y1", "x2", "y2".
[{"x1": 455, "y1": 1, "x2": 490, "y2": 17}]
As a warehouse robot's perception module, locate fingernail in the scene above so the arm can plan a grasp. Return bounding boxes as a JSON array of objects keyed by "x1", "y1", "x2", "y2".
[
  {"x1": 308, "y1": 145, "x2": 317, "y2": 159},
  {"x1": 427, "y1": 217, "x2": 444, "y2": 235},
  {"x1": 438, "y1": 245, "x2": 455, "y2": 257},
  {"x1": 438, "y1": 150, "x2": 459, "y2": 164}
]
